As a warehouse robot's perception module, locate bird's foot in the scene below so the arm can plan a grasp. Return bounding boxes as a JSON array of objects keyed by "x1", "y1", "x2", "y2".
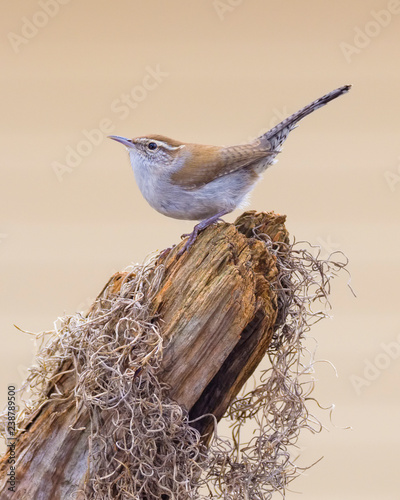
[
  {"x1": 177, "y1": 211, "x2": 229, "y2": 256},
  {"x1": 178, "y1": 227, "x2": 201, "y2": 256}
]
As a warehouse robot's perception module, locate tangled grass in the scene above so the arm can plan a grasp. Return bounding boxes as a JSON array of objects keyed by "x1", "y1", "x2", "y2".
[
  {"x1": 200, "y1": 230, "x2": 352, "y2": 499},
  {"x1": 0, "y1": 224, "x2": 352, "y2": 499}
]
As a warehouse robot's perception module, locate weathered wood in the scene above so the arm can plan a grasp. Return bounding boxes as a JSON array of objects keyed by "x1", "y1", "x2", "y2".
[
  {"x1": 0, "y1": 211, "x2": 288, "y2": 499},
  {"x1": 154, "y1": 211, "x2": 288, "y2": 440}
]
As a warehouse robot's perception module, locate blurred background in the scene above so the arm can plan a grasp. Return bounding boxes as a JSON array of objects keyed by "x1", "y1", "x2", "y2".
[{"x1": 1, "y1": 1, "x2": 399, "y2": 498}]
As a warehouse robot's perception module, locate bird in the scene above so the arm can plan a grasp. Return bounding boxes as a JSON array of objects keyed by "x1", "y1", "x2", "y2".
[{"x1": 109, "y1": 84, "x2": 351, "y2": 254}]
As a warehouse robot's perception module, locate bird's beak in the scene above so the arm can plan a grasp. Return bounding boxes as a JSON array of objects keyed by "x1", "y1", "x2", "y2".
[{"x1": 108, "y1": 135, "x2": 134, "y2": 148}]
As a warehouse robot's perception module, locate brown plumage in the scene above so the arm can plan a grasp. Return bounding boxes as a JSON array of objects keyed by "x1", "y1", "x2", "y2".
[
  {"x1": 170, "y1": 142, "x2": 273, "y2": 190},
  {"x1": 109, "y1": 84, "x2": 351, "y2": 254}
]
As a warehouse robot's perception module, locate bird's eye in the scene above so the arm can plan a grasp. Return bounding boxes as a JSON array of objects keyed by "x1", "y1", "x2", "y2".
[{"x1": 147, "y1": 142, "x2": 158, "y2": 151}]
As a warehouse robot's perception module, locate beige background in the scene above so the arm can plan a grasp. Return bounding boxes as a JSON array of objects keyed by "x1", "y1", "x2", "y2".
[{"x1": 1, "y1": 1, "x2": 400, "y2": 498}]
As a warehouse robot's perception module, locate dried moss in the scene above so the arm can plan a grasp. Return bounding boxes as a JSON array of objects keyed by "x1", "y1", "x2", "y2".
[{"x1": 0, "y1": 225, "x2": 352, "y2": 499}]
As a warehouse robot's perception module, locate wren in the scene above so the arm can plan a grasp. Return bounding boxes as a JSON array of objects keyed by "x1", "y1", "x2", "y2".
[{"x1": 109, "y1": 85, "x2": 351, "y2": 253}]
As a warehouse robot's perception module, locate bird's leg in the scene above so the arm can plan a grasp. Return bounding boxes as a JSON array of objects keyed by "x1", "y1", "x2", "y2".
[{"x1": 178, "y1": 210, "x2": 229, "y2": 256}]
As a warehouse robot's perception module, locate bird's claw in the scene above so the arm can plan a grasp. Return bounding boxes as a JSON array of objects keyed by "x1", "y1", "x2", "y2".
[
  {"x1": 177, "y1": 213, "x2": 228, "y2": 257},
  {"x1": 177, "y1": 229, "x2": 199, "y2": 256}
]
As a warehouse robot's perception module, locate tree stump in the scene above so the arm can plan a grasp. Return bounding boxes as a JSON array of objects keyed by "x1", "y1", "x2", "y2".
[{"x1": 0, "y1": 211, "x2": 289, "y2": 499}]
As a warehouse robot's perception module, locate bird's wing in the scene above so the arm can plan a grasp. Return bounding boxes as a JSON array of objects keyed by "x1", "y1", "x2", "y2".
[{"x1": 170, "y1": 143, "x2": 274, "y2": 190}]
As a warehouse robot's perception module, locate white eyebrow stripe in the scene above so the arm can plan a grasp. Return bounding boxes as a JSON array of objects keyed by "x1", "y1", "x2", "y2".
[
  {"x1": 155, "y1": 141, "x2": 185, "y2": 151},
  {"x1": 135, "y1": 137, "x2": 186, "y2": 151}
]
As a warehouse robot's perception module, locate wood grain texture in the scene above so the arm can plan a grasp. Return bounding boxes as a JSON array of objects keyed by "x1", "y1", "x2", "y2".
[{"x1": 0, "y1": 211, "x2": 288, "y2": 499}]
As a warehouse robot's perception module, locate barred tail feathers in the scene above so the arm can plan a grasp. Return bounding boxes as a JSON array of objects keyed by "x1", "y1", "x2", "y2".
[{"x1": 259, "y1": 85, "x2": 351, "y2": 151}]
